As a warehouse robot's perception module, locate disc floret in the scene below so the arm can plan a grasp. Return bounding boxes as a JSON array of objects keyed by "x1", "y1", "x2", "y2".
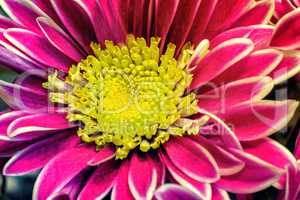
[{"x1": 45, "y1": 35, "x2": 204, "y2": 159}]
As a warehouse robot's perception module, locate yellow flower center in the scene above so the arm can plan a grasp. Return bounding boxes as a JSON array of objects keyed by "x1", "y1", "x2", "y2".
[{"x1": 44, "y1": 35, "x2": 207, "y2": 159}]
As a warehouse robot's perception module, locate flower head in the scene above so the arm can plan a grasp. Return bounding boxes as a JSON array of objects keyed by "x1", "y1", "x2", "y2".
[{"x1": 0, "y1": 0, "x2": 299, "y2": 199}]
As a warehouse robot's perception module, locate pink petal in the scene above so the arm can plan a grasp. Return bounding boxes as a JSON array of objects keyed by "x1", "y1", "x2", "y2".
[
  {"x1": 270, "y1": 52, "x2": 300, "y2": 84},
  {"x1": 0, "y1": 111, "x2": 29, "y2": 140},
  {"x1": 0, "y1": 46, "x2": 45, "y2": 73},
  {"x1": 274, "y1": 0, "x2": 296, "y2": 19},
  {"x1": 192, "y1": 136, "x2": 245, "y2": 176},
  {"x1": 50, "y1": 172, "x2": 85, "y2": 200},
  {"x1": 4, "y1": 28, "x2": 73, "y2": 71},
  {"x1": 155, "y1": 184, "x2": 203, "y2": 200},
  {"x1": 111, "y1": 160, "x2": 135, "y2": 200},
  {"x1": 282, "y1": 164, "x2": 300, "y2": 200},
  {"x1": 0, "y1": 30, "x2": 46, "y2": 69},
  {"x1": 166, "y1": 0, "x2": 202, "y2": 54},
  {"x1": 187, "y1": 0, "x2": 218, "y2": 44},
  {"x1": 32, "y1": 145, "x2": 97, "y2": 200},
  {"x1": 115, "y1": 0, "x2": 130, "y2": 33},
  {"x1": 78, "y1": 161, "x2": 118, "y2": 200},
  {"x1": 88, "y1": 145, "x2": 115, "y2": 166},
  {"x1": 7, "y1": 112, "x2": 73, "y2": 140},
  {"x1": 198, "y1": 76, "x2": 274, "y2": 113},
  {"x1": 243, "y1": 138, "x2": 297, "y2": 189},
  {"x1": 210, "y1": 49, "x2": 283, "y2": 85},
  {"x1": 211, "y1": 25, "x2": 274, "y2": 50},
  {"x1": 159, "y1": 151, "x2": 212, "y2": 199},
  {"x1": 130, "y1": 0, "x2": 146, "y2": 37},
  {"x1": 190, "y1": 38, "x2": 254, "y2": 90},
  {"x1": 232, "y1": 0, "x2": 275, "y2": 27},
  {"x1": 206, "y1": 0, "x2": 253, "y2": 34},
  {"x1": 50, "y1": 0, "x2": 97, "y2": 53},
  {"x1": 83, "y1": 0, "x2": 125, "y2": 44},
  {"x1": 216, "y1": 149, "x2": 282, "y2": 193},
  {"x1": 216, "y1": 100, "x2": 299, "y2": 141},
  {"x1": 154, "y1": 0, "x2": 180, "y2": 49},
  {"x1": 153, "y1": 156, "x2": 166, "y2": 187},
  {"x1": 243, "y1": 138, "x2": 296, "y2": 171},
  {"x1": 3, "y1": 131, "x2": 80, "y2": 176},
  {"x1": 164, "y1": 137, "x2": 219, "y2": 183},
  {"x1": 0, "y1": 139, "x2": 30, "y2": 157},
  {"x1": 0, "y1": 0, "x2": 48, "y2": 34},
  {"x1": 271, "y1": 8, "x2": 300, "y2": 50},
  {"x1": 0, "y1": 15, "x2": 22, "y2": 30},
  {"x1": 37, "y1": 17, "x2": 85, "y2": 62},
  {"x1": 102, "y1": 0, "x2": 127, "y2": 43},
  {"x1": 211, "y1": 186, "x2": 230, "y2": 200},
  {"x1": 31, "y1": 0, "x2": 61, "y2": 24},
  {"x1": 0, "y1": 80, "x2": 48, "y2": 110},
  {"x1": 128, "y1": 154, "x2": 158, "y2": 200}
]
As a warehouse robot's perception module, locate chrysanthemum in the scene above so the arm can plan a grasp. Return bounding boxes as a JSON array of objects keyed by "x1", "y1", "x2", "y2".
[{"x1": 0, "y1": 0, "x2": 299, "y2": 199}]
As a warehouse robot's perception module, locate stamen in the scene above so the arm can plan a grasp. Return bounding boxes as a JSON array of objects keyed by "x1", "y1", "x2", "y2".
[{"x1": 45, "y1": 35, "x2": 202, "y2": 159}]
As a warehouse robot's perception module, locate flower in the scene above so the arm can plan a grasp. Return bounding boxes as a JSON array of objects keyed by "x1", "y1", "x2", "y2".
[{"x1": 0, "y1": 0, "x2": 299, "y2": 199}]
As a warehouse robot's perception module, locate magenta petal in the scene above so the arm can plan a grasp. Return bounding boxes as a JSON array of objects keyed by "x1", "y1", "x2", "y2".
[
  {"x1": 78, "y1": 161, "x2": 118, "y2": 200},
  {"x1": 4, "y1": 28, "x2": 73, "y2": 71},
  {"x1": 51, "y1": 172, "x2": 85, "y2": 200},
  {"x1": 128, "y1": 154, "x2": 158, "y2": 200},
  {"x1": 159, "y1": 151, "x2": 212, "y2": 199},
  {"x1": 31, "y1": 0, "x2": 61, "y2": 24},
  {"x1": 50, "y1": 0, "x2": 97, "y2": 53},
  {"x1": 232, "y1": 0, "x2": 274, "y2": 27},
  {"x1": 0, "y1": 15, "x2": 22, "y2": 30},
  {"x1": 155, "y1": 184, "x2": 202, "y2": 200},
  {"x1": 32, "y1": 145, "x2": 97, "y2": 200},
  {"x1": 0, "y1": 0, "x2": 47, "y2": 34},
  {"x1": 190, "y1": 38, "x2": 254, "y2": 90},
  {"x1": 217, "y1": 100, "x2": 299, "y2": 141},
  {"x1": 211, "y1": 186, "x2": 230, "y2": 200},
  {"x1": 88, "y1": 145, "x2": 115, "y2": 166},
  {"x1": 282, "y1": 164, "x2": 300, "y2": 200},
  {"x1": 0, "y1": 111, "x2": 29, "y2": 140},
  {"x1": 187, "y1": 0, "x2": 218, "y2": 44},
  {"x1": 154, "y1": 156, "x2": 166, "y2": 187},
  {"x1": 0, "y1": 30, "x2": 46, "y2": 69},
  {"x1": 164, "y1": 137, "x2": 219, "y2": 183},
  {"x1": 154, "y1": 0, "x2": 179, "y2": 49},
  {"x1": 243, "y1": 138, "x2": 296, "y2": 189},
  {"x1": 193, "y1": 136, "x2": 245, "y2": 176},
  {"x1": 206, "y1": 0, "x2": 253, "y2": 33},
  {"x1": 270, "y1": 52, "x2": 300, "y2": 84},
  {"x1": 210, "y1": 49, "x2": 283, "y2": 85},
  {"x1": 0, "y1": 139, "x2": 29, "y2": 157},
  {"x1": 0, "y1": 46, "x2": 45, "y2": 74},
  {"x1": 7, "y1": 112, "x2": 73, "y2": 140},
  {"x1": 216, "y1": 149, "x2": 282, "y2": 193},
  {"x1": 243, "y1": 138, "x2": 296, "y2": 171},
  {"x1": 3, "y1": 132, "x2": 80, "y2": 176},
  {"x1": 111, "y1": 160, "x2": 134, "y2": 200},
  {"x1": 37, "y1": 17, "x2": 85, "y2": 62},
  {"x1": 211, "y1": 25, "x2": 274, "y2": 50},
  {"x1": 166, "y1": 0, "x2": 202, "y2": 54},
  {"x1": 198, "y1": 77, "x2": 274, "y2": 113},
  {"x1": 96, "y1": 0, "x2": 126, "y2": 43},
  {"x1": 0, "y1": 80, "x2": 48, "y2": 110},
  {"x1": 271, "y1": 8, "x2": 300, "y2": 50}
]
